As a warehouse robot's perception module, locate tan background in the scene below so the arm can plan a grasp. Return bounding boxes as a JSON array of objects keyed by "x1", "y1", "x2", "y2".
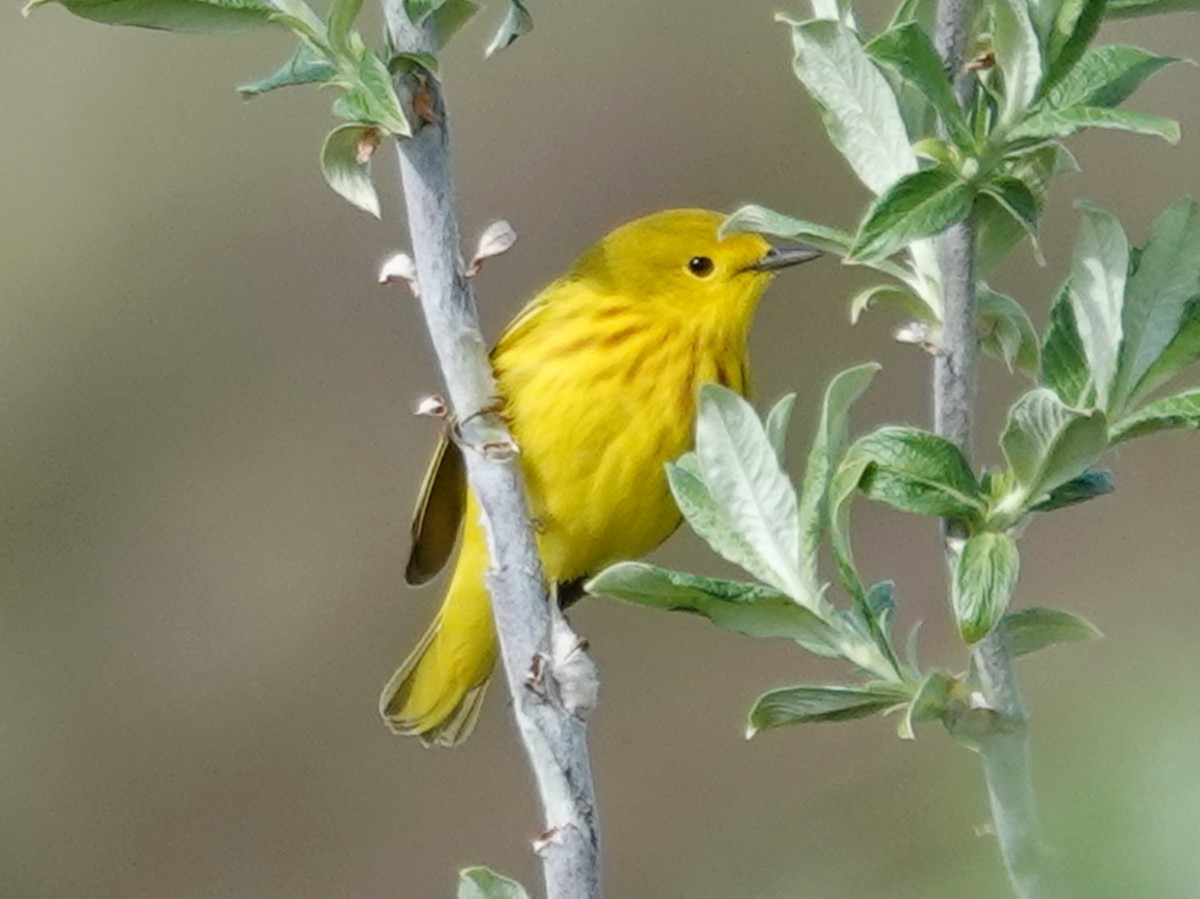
[{"x1": 3, "y1": 4, "x2": 1200, "y2": 897}]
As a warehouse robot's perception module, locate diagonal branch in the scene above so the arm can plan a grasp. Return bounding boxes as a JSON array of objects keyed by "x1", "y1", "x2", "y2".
[{"x1": 380, "y1": 10, "x2": 601, "y2": 898}]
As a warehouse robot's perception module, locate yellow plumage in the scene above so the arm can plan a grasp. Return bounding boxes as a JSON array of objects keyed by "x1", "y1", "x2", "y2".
[{"x1": 381, "y1": 209, "x2": 817, "y2": 746}]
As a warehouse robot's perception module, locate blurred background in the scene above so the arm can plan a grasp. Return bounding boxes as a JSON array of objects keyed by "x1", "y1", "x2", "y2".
[{"x1": 3, "y1": 3, "x2": 1199, "y2": 897}]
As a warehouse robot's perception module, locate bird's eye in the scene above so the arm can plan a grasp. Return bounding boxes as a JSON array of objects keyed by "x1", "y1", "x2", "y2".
[{"x1": 687, "y1": 256, "x2": 715, "y2": 277}]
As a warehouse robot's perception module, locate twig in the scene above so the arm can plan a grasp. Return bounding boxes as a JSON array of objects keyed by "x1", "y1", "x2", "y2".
[
  {"x1": 933, "y1": 2, "x2": 1049, "y2": 897},
  {"x1": 380, "y1": 9, "x2": 601, "y2": 898}
]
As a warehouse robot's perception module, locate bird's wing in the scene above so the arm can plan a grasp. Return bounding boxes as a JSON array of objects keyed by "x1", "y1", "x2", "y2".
[{"x1": 406, "y1": 431, "x2": 467, "y2": 585}]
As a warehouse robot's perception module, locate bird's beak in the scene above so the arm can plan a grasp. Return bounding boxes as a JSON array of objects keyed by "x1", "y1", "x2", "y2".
[{"x1": 749, "y1": 245, "x2": 822, "y2": 272}]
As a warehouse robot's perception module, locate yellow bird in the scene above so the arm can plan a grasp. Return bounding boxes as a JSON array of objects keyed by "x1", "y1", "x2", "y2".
[{"x1": 382, "y1": 209, "x2": 818, "y2": 746}]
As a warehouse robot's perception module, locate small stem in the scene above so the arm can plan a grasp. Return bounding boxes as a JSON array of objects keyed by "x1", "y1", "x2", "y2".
[
  {"x1": 933, "y1": 2, "x2": 1050, "y2": 897},
  {"x1": 381, "y1": 10, "x2": 601, "y2": 898}
]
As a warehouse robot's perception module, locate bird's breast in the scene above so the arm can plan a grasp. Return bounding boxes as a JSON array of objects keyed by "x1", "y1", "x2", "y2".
[{"x1": 495, "y1": 307, "x2": 749, "y2": 582}]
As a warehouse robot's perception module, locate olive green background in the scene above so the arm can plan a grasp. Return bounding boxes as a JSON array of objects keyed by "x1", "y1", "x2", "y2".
[{"x1": 3, "y1": 4, "x2": 1199, "y2": 897}]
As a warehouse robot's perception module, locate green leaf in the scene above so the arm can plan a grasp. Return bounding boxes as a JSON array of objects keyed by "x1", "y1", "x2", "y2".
[
  {"x1": 850, "y1": 166, "x2": 975, "y2": 263},
  {"x1": 849, "y1": 284, "x2": 935, "y2": 324},
  {"x1": 1116, "y1": 198, "x2": 1200, "y2": 407},
  {"x1": 1029, "y1": 468, "x2": 1114, "y2": 511},
  {"x1": 975, "y1": 145, "x2": 1060, "y2": 273},
  {"x1": 798, "y1": 363, "x2": 881, "y2": 583},
  {"x1": 267, "y1": 0, "x2": 326, "y2": 43},
  {"x1": 990, "y1": 0, "x2": 1045, "y2": 127},
  {"x1": 458, "y1": 867, "x2": 531, "y2": 899},
  {"x1": 587, "y1": 562, "x2": 838, "y2": 656},
  {"x1": 403, "y1": 0, "x2": 444, "y2": 23},
  {"x1": 1010, "y1": 105, "x2": 1181, "y2": 144},
  {"x1": 1130, "y1": 295, "x2": 1200, "y2": 403},
  {"x1": 747, "y1": 684, "x2": 908, "y2": 735},
  {"x1": 1106, "y1": 0, "x2": 1200, "y2": 16},
  {"x1": 428, "y1": 0, "x2": 480, "y2": 47},
  {"x1": 1070, "y1": 204, "x2": 1129, "y2": 410},
  {"x1": 1000, "y1": 607, "x2": 1103, "y2": 658},
  {"x1": 1040, "y1": 284, "x2": 1091, "y2": 406},
  {"x1": 765, "y1": 393, "x2": 797, "y2": 466},
  {"x1": 320, "y1": 124, "x2": 382, "y2": 217},
  {"x1": 864, "y1": 22, "x2": 972, "y2": 148},
  {"x1": 238, "y1": 42, "x2": 336, "y2": 98},
  {"x1": 1042, "y1": 45, "x2": 1182, "y2": 111},
  {"x1": 979, "y1": 174, "x2": 1042, "y2": 260},
  {"x1": 1000, "y1": 388, "x2": 1109, "y2": 502},
  {"x1": 484, "y1": 0, "x2": 532, "y2": 57},
  {"x1": 954, "y1": 531, "x2": 1020, "y2": 643},
  {"x1": 847, "y1": 426, "x2": 984, "y2": 519},
  {"x1": 22, "y1": 0, "x2": 275, "y2": 30},
  {"x1": 666, "y1": 456, "x2": 766, "y2": 587},
  {"x1": 897, "y1": 669, "x2": 954, "y2": 739},
  {"x1": 327, "y1": 0, "x2": 362, "y2": 56},
  {"x1": 1045, "y1": 0, "x2": 1108, "y2": 91},
  {"x1": 979, "y1": 286, "x2": 1040, "y2": 377},
  {"x1": 1110, "y1": 389, "x2": 1200, "y2": 441},
  {"x1": 778, "y1": 17, "x2": 917, "y2": 196},
  {"x1": 694, "y1": 385, "x2": 807, "y2": 599},
  {"x1": 721, "y1": 205, "x2": 854, "y2": 256},
  {"x1": 829, "y1": 453, "x2": 873, "y2": 604}
]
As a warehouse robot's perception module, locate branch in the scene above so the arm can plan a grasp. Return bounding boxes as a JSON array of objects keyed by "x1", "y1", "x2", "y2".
[
  {"x1": 380, "y1": 11, "x2": 601, "y2": 898},
  {"x1": 933, "y1": 2, "x2": 1049, "y2": 896}
]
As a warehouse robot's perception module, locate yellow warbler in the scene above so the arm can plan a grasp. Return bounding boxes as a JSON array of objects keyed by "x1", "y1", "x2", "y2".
[{"x1": 382, "y1": 209, "x2": 818, "y2": 746}]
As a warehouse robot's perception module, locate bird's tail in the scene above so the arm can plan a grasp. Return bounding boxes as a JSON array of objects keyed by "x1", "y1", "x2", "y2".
[{"x1": 380, "y1": 541, "x2": 498, "y2": 747}]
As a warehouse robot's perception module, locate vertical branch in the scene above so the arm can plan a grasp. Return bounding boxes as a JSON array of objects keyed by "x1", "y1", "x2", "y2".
[
  {"x1": 380, "y1": 10, "x2": 601, "y2": 899},
  {"x1": 933, "y1": 2, "x2": 1048, "y2": 897}
]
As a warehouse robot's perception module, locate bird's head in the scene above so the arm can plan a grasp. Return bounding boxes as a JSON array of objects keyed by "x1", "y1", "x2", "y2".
[{"x1": 568, "y1": 208, "x2": 820, "y2": 322}]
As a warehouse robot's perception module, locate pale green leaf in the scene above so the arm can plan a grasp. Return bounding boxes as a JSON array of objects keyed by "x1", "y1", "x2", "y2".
[
  {"x1": 849, "y1": 284, "x2": 935, "y2": 324},
  {"x1": 847, "y1": 426, "x2": 984, "y2": 518},
  {"x1": 897, "y1": 669, "x2": 953, "y2": 739},
  {"x1": 991, "y1": 0, "x2": 1044, "y2": 127},
  {"x1": 1040, "y1": 284, "x2": 1092, "y2": 406},
  {"x1": 404, "y1": 0, "x2": 444, "y2": 23},
  {"x1": 327, "y1": 0, "x2": 362, "y2": 56},
  {"x1": 320, "y1": 124, "x2": 382, "y2": 217},
  {"x1": 1130, "y1": 295, "x2": 1200, "y2": 403},
  {"x1": 458, "y1": 867, "x2": 531, "y2": 899},
  {"x1": 1042, "y1": 45, "x2": 1182, "y2": 111},
  {"x1": 798, "y1": 363, "x2": 880, "y2": 582},
  {"x1": 1011, "y1": 105, "x2": 1181, "y2": 143},
  {"x1": 850, "y1": 166, "x2": 975, "y2": 262},
  {"x1": 587, "y1": 562, "x2": 838, "y2": 656},
  {"x1": 721, "y1": 205, "x2": 854, "y2": 256},
  {"x1": 979, "y1": 285, "x2": 1040, "y2": 377},
  {"x1": 23, "y1": 0, "x2": 275, "y2": 30},
  {"x1": 1116, "y1": 198, "x2": 1200, "y2": 407},
  {"x1": 1070, "y1": 204, "x2": 1128, "y2": 410},
  {"x1": 238, "y1": 42, "x2": 335, "y2": 98},
  {"x1": 747, "y1": 684, "x2": 909, "y2": 735},
  {"x1": 484, "y1": 0, "x2": 532, "y2": 57},
  {"x1": 695, "y1": 385, "x2": 806, "y2": 599},
  {"x1": 666, "y1": 456, "x2": 768, "y2": 587},
  {"x1": 864, "y1": 22, "x2": 972, "y2": 147},
  {"x1": 778, "y1": 17, "x2": 917, "y2": 195},
  {"x1": 1000, "y1": 388, "x2": 1109, "y2": 501},
  {"x1": 954, "y1": 531, "x2": 1020, "y2": 643},
  {"x1": 1045, "y1": 0, "x2": 1108, "y2": 90},
  {"x1": 1001, "y1": 607, "x2": 1103, "y2": 657},
  {"x1": 765, "y1": 393, "x2": 797, "y2": 466},
  {"x1": 1110, "y1": 389, "x2": 1200, "y2": 441},
  {"x1": 979, "y1": 174, "x2": 1042, "y2": 260}
]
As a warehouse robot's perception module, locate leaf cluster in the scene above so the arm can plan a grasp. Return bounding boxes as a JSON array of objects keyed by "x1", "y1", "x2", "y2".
[{"x1": 725, "y1": 0, "x2": 1189, "y2": 363}]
